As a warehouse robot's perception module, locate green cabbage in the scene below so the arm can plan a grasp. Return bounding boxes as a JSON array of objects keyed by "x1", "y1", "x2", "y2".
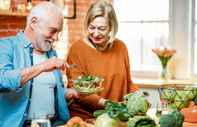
[
  {"x1": 95, "y1": 113, "x2": 121, "y2": 127},
  {"x1": 124, "y1": 93, "x2": 148, "y2": 115}
]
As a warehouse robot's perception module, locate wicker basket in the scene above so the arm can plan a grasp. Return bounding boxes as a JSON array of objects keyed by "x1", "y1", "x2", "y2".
[{"x1": 157, "y1": 84, "x2": 197, "y2": 110}]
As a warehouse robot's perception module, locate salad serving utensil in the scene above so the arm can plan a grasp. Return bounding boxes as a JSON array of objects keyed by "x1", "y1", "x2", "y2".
[
  {"x1": 70, "y1": 64, "x2": 79, "y2": 69},
  {"x1": 87, "y1": 82, "x2": 93, "y2": 89}
]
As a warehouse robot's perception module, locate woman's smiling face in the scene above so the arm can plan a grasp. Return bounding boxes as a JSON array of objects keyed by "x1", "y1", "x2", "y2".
[{"x1": 88, "y1": 16, "x2": 111, "y2": 46}]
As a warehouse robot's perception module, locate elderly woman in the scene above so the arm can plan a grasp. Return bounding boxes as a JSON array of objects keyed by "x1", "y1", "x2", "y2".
[{"x1": 66, "y1": 1, "x2": 151, "y2": 120}]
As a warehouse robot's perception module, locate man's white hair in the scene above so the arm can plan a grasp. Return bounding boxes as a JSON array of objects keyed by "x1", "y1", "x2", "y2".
[{"x1": 26, "y1": 1, "x2": 63, "y2": 27}]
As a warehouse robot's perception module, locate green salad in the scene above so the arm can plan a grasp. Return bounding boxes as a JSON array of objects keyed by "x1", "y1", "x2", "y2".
[{"x1": 73, "y1": 74, "x2": 103, "y2": 93}]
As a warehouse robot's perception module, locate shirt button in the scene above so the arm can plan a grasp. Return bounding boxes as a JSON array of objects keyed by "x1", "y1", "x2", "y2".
[
  {"x1": 24, "y1": 114, "x2": 26, "y2": 116},
  {"x1": 29, "y1": 99, "x2": 31, "y2": 101},
  {"x1": 31, "y1": 83, "x2": 33, "y2": 85},
  {"x1": 31, "y1": 54, "x2": 33, "y2": 56},
  {"x1": 31, "y1": 45, "x2": 33, "y2": 47}
]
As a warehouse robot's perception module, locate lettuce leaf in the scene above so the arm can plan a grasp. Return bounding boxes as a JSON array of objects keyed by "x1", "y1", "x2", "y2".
[{"x1": 127, "y1": 116, "x2": 156, "y2": 127}]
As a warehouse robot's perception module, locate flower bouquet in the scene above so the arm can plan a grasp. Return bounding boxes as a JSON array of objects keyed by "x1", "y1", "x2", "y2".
[{"x1": 152, "y1": 47, "x2": 176, "y2": 81}]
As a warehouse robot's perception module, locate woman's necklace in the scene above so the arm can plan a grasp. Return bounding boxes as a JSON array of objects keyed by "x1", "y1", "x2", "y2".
[{"x1": 88, "y1": 38, "x2": 110, "y2": 52}]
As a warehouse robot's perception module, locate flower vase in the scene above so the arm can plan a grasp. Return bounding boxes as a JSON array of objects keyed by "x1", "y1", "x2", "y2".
[{"x1": 160, "y1": 63, "x2": 170, "y2": 82}]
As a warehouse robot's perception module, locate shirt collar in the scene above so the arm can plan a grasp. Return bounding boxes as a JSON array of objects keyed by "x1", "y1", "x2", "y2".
[{"x1": 16, "y1": 30, "x2": 33, "y2": 48}]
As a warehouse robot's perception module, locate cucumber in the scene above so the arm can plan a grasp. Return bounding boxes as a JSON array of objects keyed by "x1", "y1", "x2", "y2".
[{"x1": 93, "y1": 110, "x2": 107, "y2": 117}]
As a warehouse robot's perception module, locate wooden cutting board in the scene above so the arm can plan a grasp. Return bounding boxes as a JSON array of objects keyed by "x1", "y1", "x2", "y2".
[
  {"x1": 183, "y1": 122, "x2": 197, "y2": 127},
  {"x1": 58, "y1": 118, "x2": 127, "y2": 127},
  {"x1": 85, "y1": 122, "x2": 126, "y2": 127},
  {"x1": 85, "y1": 118, "x2": 127, "y2": 127}
]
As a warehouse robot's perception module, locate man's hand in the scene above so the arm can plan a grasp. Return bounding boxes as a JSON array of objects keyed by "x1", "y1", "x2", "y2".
[
  {"x1": 20, "y1": 56, "x2": 69, "y2": 87},
  {"x1": 40, "y1": 56, "x2": 69, "y2": 72}
]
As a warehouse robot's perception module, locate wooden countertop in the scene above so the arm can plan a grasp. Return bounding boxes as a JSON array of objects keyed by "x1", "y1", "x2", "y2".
[
  {"x1": 132, "y1": 77, "x2": 197, "y2": 89},
  {"x1": 57, "y1": 108, "x2": 197, "y2": 127}
]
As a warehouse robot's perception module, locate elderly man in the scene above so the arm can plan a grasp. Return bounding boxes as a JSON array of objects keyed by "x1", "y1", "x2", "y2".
[{"x1": 0, "y1": 2, "x2": 80, "y2": 127}]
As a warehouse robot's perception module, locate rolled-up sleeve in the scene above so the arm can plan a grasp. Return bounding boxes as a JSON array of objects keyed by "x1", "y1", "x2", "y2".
[
  {"x1": 0, "y1": 69, "x2": 22, "y2": 93},
  {"x1": 0, "y1": 38, "x2": 24, "y2": 93}
]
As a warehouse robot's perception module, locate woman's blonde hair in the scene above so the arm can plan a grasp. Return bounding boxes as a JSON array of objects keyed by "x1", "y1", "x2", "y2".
[{"x1": 83, "y1": 1, "x2": 118, "y2": 43}]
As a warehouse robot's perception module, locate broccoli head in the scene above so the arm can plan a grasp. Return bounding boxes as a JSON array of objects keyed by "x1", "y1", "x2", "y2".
[
  {"x1": 159, "y1": 114, "x2": 177, "y2": 127},
  {"x1": 169, "y1": 109, "x2": 184, "y2": 127},
  {"x1": 159, "y1": 109, "x2": 184, "y2": 127}
]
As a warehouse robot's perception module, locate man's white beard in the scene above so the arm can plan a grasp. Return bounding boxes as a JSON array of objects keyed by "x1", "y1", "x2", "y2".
[{"x1": 35, "y1": 29, "x2": 54, "y2": 51}]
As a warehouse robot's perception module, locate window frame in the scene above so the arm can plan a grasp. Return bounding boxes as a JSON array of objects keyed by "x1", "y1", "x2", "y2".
[{"x1": 191, "y1": 0, "x2": 196, "y2": 78}]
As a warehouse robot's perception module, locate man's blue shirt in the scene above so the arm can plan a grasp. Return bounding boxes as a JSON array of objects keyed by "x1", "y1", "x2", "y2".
[{"x1": 0, "y1": 30, "x2": 70, "y2": 127}]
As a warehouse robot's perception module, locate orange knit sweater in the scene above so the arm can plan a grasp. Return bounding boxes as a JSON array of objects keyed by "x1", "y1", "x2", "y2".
[{"x1": 66, "y1": 38, "x2": 139, "y2": 120}]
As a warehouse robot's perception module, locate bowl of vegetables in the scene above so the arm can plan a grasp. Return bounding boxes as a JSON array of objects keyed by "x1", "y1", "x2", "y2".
[
  {"x1": 158, "y1": 84, "x2": 197, "y2": 110},
  {"x1": 70, "y1": 74, "x2": 104, "y2": 94}
]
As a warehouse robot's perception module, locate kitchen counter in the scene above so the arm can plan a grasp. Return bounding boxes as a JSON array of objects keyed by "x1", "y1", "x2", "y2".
[{"x1": 57, "y1": 108, "x2": 197, "y2": 127}]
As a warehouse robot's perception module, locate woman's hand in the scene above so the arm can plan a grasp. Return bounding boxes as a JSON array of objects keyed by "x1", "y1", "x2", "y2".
[
  {"x1": 118, "y1": 101, "x2": 127, "y2": 105},
  {"x1": 134, "y1": 90, "x2": 144, "y2": 95},
  {"x1": 148, "y1": 101, "x2": 152, "y2": 108},
  {"x1": 64, "y1": 89, "x2": 87, "y2": 102},
  {"x1": 96, "y1": 98, "x2": 107, "y2": 110},
  {"x1": 134, "y1": 90, "x2": 152, "y2": 108}
]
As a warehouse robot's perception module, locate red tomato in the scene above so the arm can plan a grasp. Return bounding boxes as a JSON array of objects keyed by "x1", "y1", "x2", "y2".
[
  {"x1": 81, "y1": 83, "x2": 85, "y2": 86},
  {"x1": 95, "y1": 82, "x2": 100, "y2": 87}
]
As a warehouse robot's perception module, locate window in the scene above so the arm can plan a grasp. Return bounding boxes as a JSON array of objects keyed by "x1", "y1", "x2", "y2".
[
  {"x1": 114, "y1": 0, "x2": 169, "y2": 78},
  {"x1": 114, "y1": 0, "x2": 196, "y2": 79}
]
